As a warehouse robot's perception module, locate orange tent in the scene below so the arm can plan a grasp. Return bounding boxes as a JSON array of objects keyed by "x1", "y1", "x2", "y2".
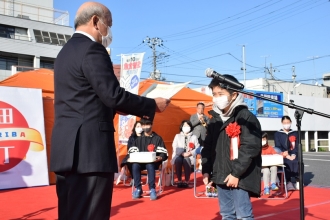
[{"x1": 0, "y1": 69, "x2": 213, "y2": 184}]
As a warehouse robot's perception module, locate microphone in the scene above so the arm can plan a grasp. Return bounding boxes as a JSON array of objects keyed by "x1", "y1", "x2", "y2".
[{"x1": 205, "y1": 68, "x2": 244, "y2": 90}]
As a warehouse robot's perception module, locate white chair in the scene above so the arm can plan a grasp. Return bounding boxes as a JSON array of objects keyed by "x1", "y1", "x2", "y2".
[
  {"x1": 116, "y1": 166, "x2": 133, "y2": 186},
  {"x1": 193, "y1": 154, "x2": 217, "y2": 199},
  {"x1": 260, "y1": 165, "x2": 288, "y2": 200},
  {"x1": 131, "y1": 160, "x2": 167, "y2": 197}
]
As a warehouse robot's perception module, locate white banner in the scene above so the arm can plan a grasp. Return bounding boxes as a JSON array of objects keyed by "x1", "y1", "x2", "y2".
[
  {"x1": 118, "y1": 53, "x2": 144, "y2": 144},
  {"x1": 0, "y1": 86, "x2": 49, "y2": 189}
]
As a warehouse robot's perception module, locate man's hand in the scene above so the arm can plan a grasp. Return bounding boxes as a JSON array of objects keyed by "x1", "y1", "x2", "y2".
[
  {"x1": 203, "y1": 173, "x2": 210, "y2": 185},
  {"x1": 224, "y1": 174, "x2": 239, "y2": 188},
  {"x1": 154, "y1": 98, "x2": 170, "y2": 112}
]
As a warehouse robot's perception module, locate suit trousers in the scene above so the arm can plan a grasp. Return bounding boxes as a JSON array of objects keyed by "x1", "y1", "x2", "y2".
[{"x1": 55, "y1": 172, "x2": 114, "y2": 220}]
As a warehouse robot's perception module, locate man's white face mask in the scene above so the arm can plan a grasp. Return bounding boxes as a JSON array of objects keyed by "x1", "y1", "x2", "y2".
[{"x1": 98, "y1": 19, "x2": 112, "y2": 48}]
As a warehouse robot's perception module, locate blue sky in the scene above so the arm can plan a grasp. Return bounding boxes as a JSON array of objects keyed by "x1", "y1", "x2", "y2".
[{"x1": 54, "y1": 0, "x2": 330, "y2": 88}]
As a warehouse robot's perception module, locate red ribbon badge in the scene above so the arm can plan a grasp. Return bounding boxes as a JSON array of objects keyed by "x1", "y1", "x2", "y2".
[
  {"x1": 289, "y1": 136, "x2": 296, "y2": 150},
  {"x1": 189, "y1": 142, "x2": 195, "y2": 149},
  {"x1": 225, "y1": 122, "x2": 241, "y2": 160},
  {"x1": 147, "y1": 144, "x2": 155, "y2": 152}
]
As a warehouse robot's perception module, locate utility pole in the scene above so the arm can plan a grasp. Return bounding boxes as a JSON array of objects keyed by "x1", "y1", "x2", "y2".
[
  {"x1": 292, "y1": 66, "x2": 297, "y2": 94},
  {"x1": 241, "y1": 45, "x2": 246, "y2": 86},
  {"x1": 261, "y1": 55, "x2": 270, "y2": 79},
  {"x1": 143, "y1": 36, "x2": 163, "y2": 80}
]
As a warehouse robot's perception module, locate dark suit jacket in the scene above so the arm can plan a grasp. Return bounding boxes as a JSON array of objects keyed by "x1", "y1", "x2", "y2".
[{"x1": 50, "y1": 33, "x2": 156, "y2": 173}]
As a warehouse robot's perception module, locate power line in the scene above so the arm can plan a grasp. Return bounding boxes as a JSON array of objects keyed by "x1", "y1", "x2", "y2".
[
  {"x1": 162, "y1": 0, "x2": 325, "y2": 56},
  {"x1": 162, "y1": 0, "x2": 278, "y2": 39}
]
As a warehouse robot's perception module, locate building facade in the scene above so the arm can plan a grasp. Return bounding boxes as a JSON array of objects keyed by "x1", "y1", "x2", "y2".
[{"x1": 0, "y1": 0, "x2": 73, "y2": 80}]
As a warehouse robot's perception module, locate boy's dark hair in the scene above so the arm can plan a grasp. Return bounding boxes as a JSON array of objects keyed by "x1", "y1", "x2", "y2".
[
  {"x1": 208, "y1": 74, "x2": 239, "y2": 94},
  {"x1": 262, "y1": 132, "x2": 268, "y2": 138},
  {"x1": 140, "y1": 118, "x2": 152, "y2": 125}
]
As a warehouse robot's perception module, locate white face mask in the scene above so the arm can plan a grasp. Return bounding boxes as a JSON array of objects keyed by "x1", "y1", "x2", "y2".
[
  {"x1": 262, "y1": 140, "x2": 267, "y2": 146},
  {"x1": 213, "y1": 96, "x2": 230, "y2": 110},
  {"x1": 182, "y1": 126, "x2": 191, "y2": 134},
  {"x1": 98, "y1": 19, "x2": 112, "y2": 48},
  {"x1": 135, "y1": 127, "x2": 143, "y2": 134},
  {"x1": 283, "y1": 124, "x2": 291, "y2": 130}
]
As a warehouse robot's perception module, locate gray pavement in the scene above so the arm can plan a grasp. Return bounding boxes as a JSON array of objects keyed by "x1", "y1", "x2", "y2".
[{"x1": 303, "y1": 151, "x2": 330, "y2": 187}]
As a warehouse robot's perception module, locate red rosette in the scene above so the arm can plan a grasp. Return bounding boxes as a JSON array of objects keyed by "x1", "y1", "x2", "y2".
[
  {"x1": 225, "y1": 122, "x2": 241, "y2": 160},
  {"x1": 289, "y1": 136, "x2": 296, "y2": 142},
  {"x1": 189, "y1": 142, "x2": 195, "y2": 149},
  {"x1": 147, "y1": 144, "x2": 155, "y2": 152},
  {"x1": 289, "y1": 136, "x2": 296, "y2": 150},
  {"x1": 225, "y1": 122, "x2": 241, "y2": 138}
]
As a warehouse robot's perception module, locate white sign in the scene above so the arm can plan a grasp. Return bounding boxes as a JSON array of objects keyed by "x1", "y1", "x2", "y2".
[
  {"x1": 118, "y1": 53, "x2": 144, "y2": 144},
  {"x1": 142, "y1": 82, "x2": 189, "y2": 99},
  {"x1": 0, "y1": 86, "x2": 49, "y2": 189}
]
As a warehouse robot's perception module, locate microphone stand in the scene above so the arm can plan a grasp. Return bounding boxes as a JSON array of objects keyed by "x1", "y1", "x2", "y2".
[{"x1": 222, "y1": 84, "x2": 330, "y2": 220}]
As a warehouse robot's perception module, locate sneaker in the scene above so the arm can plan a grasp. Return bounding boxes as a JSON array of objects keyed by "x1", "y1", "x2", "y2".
[
  {"x1": 206, "y1": 186, "x2": 212, "y2": 197},
  {"x1": 132, "y1": 188, "x2": 142, "y2": 200},
  {"x1": 271, "y1": 183, "x2": 279, "y2": 191},
  {"x1": 150, "y1": 188, "x2": 157, "y2": 201},
  {"x1": 264, "y1": 187, "x2": 270, "y2": 195},
  {"x1": 287, "y1": 182, "x2": 295, "y2": 191}
]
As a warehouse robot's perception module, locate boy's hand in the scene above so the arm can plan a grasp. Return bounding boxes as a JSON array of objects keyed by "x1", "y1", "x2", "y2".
[{"x1": 224, "y1": 174, "x2": 239, "y2": 188}]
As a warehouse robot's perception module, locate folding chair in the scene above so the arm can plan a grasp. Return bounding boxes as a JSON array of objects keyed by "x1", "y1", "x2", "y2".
[
  {"x1": 193, "y1": 154, "x2": 217, "y2": 199},
  {"x1": 131, "y1": 160, "x2": 167, "y2": 197},
  {"x1": 116, "y1": 165, "x2": 133, "y2": 186},
  {"x1": 260, "y1": 164, "x2": 288, "y2": 200}
]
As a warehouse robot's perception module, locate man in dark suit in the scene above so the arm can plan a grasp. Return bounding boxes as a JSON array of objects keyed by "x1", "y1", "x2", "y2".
[
  {"x1": 190, "y1": 102, "x2": 209, "y2": 145},
  {"x1": 50, "y1": 2, "x2": 170, "y2": 220}
]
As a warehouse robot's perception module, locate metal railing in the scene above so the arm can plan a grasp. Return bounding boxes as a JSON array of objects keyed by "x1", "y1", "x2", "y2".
[{"x1": 0, "y1": 0, "x2": 69, "y2": 26}]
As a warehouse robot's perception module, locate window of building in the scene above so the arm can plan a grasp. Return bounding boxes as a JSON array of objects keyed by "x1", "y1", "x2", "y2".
[
  {"x1": 40, "y1": 60, "x2": 54, "y2": 69},
  {"x1": 57, "y1": 34, "x2": 66, "y2": 45},
  {"x1": 0, "y1": 55, "x2": 18, "y2": 70},
  {"x1": 33, "y1": 29, "x2": 71, "y2": 45},
  {"x1": 33, "y1": 30, "x2": 43, "y2": 43},
  {"x1": 0, "y1": 24, "x2": 15, "y2": 39},
  {"x1": 42, "y1": 31, "x2": 51, "y2": 43},
  {"x1": 0, "y1": 24, "x2": 29, "y2": 41},
  {"x1": 49, "y1": 32, "x2": 59, "y2": 45},
  {"x1": 65, "y1": 35, "x2": 71, "y2": 41}
]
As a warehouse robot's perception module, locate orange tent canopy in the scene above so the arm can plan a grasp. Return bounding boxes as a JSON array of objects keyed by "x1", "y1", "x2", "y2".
[
  {"x1": 116, "y1": 79, "x2": 213, "y2": 169},
  {"x1": 0, "y1": 70, "x2": 213, "y2": 183}
]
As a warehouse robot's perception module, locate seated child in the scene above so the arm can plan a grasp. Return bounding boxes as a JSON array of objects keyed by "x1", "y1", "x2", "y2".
[{"x1": 261, "y1": 132, "x2": 281, "y2": 195}]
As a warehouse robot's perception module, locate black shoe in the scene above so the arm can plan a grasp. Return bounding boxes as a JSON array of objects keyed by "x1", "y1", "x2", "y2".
[
  {"x1": 177, "y1": 182, "x2": 183, "y2": 188},
  {"x1": 181, "y1": 182, "x2": 188, "y2": 188}
]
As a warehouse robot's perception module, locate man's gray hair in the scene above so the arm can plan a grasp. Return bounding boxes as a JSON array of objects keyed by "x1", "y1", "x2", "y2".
[{"x1": 74, "y1": 5, "x2": 105, "y2": 29}]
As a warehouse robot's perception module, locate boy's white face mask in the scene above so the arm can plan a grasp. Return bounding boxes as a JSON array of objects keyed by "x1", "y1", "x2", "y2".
[{"x1": 213, "y1": 95, "x2": 230, "y2": 110}]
